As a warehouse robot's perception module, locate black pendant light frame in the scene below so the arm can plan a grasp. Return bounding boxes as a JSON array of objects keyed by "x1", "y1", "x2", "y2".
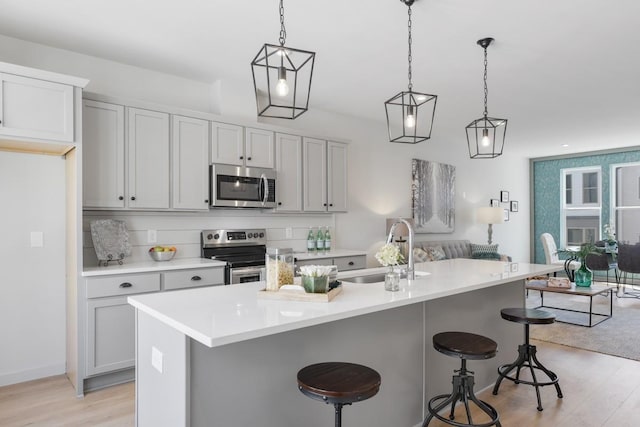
[
  {"x1": 465, "y1": 37, "x2": 508, "y2": 159},
  {"x1": 251, "y1": 0, "x2": 315, "y2": 119},
  {"x1": 384, "y1": 0, "x2": 437, "y2": 144}
]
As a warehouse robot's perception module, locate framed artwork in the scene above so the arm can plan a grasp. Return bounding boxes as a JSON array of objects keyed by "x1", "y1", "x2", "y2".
[
  {"x1": 412, "y1": 159, "x2": 455, "y2": 233},
  {"x1": 500, "y1": 190, "x2": 509, "y2": 203},
  {"x1": 510, "y1": 201, "x2": 519, "y2": 212},
  {"x1": 503, "y1": 209, "x2": 510, "y2": 222},
  {"x1": 490, "y1": 199, "x2": 500, "y2": 207}
]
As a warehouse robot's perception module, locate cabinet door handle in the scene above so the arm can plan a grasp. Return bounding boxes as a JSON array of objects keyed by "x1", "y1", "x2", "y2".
[
  {"x1": 329, "y1": 203, "x2": 333, "y2": 207},
  {"x1": 348, "y1": 261, "x2": 354, "y2": 266},
  {"x1": 278, "y1": 202, "x2": 282, "y2": 206},
  {"x1": 131, "y1": 196, "x2": 136, "y2": 201},
  {"x1": 247, "y1": 157, "x2": 252, "y2": 161},
  {"x1": 118, "y1": 196, "x2": 124, "y2": 201},
  {"x1": 191, "y1": 276, "x2": 202, "y2": 281},
  {"x1": 205, "y1": 199, "x2": 209, "y2": 204},
  {"x1": 323, "y1": 203, "x2": 327, "y2": 206},
  {"x1": 239, "y1": 156, "x2": 244, "y2": 160},
  {"x1": 119, "y1": 282, "x2": 133, "y2": 288}
]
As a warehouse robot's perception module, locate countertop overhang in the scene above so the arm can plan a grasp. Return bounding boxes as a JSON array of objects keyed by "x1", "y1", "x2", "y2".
[{"x1": 128, "y1": 259, "x2": 560, "y2": 348}]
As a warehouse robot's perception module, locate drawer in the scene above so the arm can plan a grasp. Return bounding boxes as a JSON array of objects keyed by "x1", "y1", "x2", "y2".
[
  {"x1": 86, "y1": 273, "x2": 160, "y2": 299},
  {"x1": 163, "y1": 267, "x2": 224, "y2": 290},
  {"x1": 333, "y1": 255, "x2": 366, "y2": 271}
]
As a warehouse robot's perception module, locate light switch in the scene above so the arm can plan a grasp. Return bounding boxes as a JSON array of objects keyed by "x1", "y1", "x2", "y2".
[
  {"x1": 148, "y1": 229, "x2": 157, "y2": 243},
  {"x1": 151, "y1": 346, "x2": 163, "y2": 373},
  {"x1": 285, "y1": 227, "x2": 293, "y2": 239},
  {"x1": 30, "y1": 231, "x2": 44, "y2": 248}
]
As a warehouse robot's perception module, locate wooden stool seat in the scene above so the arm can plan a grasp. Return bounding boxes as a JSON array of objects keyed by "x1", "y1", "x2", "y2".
[
  {"x1": 297, "y1": 362, "x2": 381, "y2": 426},
  {"x1": 500, "y1": 308, "x2": 555, "y2": 325},
  {"x1": 433, "y1": 331, "x2": 498, "y2": 360},
  {"x1": 493, "y1": 307, "x2": 562, "y2": 411}
]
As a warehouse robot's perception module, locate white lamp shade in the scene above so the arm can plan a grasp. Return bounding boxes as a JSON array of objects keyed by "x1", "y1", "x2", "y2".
[
  {"x1": 476, "y1": 207, "x2": 504, "y2": 224},
  {"x1": 386, "y1": 218, "x2": 414, "y2": 238}
]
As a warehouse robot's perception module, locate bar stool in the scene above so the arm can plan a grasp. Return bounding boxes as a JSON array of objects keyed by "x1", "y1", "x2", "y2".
[
  {"x1": 492, "y1": 308, "x2": 563, "y2": 411},
  {"x1": 297, "y1": 362, "x2": 381, "y2": 427},
  {"x1": 423, "y1": 332, "x2": 501, "y2": 427}
]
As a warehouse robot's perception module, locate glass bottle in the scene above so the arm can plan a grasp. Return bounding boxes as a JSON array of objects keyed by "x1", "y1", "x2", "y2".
[
  {"x1": 307, "y1": 228, "x2": 316, "y2": 254},
  {"x1": 324, "y1": 226, "x2": 331, "y2": 253},
  {"x1": 316, "y1": 228, "x2": 325, "y2": 253}
]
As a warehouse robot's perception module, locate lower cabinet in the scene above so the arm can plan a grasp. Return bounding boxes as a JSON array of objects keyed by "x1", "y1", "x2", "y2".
[{"x1": 83, "y1": 266, "x2": 224, "y2": 386}]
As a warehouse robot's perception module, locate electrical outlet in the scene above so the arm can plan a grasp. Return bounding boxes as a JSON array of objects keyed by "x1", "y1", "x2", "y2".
[
  {"x1": 148, "y1": 229, "x2": 157, "y2": 243},
  {"x1": 151, "y1": 346, "x2": 163, "y2": 373},
  {"x1": 285, "y1": 227, "x2": 293, "y2": 239},
  {"x1": 30, "y1": 231, "x2": 44, "y2": 248}
]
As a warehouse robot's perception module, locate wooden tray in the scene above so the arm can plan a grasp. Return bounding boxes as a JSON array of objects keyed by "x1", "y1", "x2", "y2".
[{"x1": 257, "y1": 285, "x2": 342, "y2": 302}]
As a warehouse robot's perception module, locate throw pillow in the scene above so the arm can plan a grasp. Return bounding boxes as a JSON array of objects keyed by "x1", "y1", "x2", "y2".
[
  {"x1": 472, "y1": 252, "x2": 502, "y2": 260},
  {"x1": 412, "y1": 248, "x2": 431, "y2": 263},
  {"x1": 427, "y1": 246, "x2": 447, "y2": 261},
  {"x1": 470, "y1": 243, "x2": 499, "y2": 258}
]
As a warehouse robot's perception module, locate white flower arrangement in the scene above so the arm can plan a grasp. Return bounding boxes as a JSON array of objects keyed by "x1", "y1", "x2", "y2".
[
  {"x1": 603, "y1": 223, "x2": 616, "y2": 243},
  {"x1": 298, "y1": 265, "x2": 335, "y2": 277},
  {"x1": 375, "y1": 243, "x2": 405, "y2": 267}
]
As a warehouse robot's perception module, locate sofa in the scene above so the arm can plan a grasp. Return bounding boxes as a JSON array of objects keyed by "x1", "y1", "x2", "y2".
[{"x1": 412, "y1": 240, "x2": 511, "y2": 262}]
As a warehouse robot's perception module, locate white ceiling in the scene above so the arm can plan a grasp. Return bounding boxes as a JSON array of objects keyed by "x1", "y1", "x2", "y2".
[{"x1": 1, "y1": 0, "x2": 639, "y2": 157}]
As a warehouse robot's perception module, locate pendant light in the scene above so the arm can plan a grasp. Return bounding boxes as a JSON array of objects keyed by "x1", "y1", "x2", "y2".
[
  {"x1": 251, "y1": 0, "x2": 315, "y2": 119},
  {"x1": 384, "y1": 0, "x2": 437, "y2": 144},
  {"x1": 465, "y1": 37, "x2": 508, "y2": 159}
]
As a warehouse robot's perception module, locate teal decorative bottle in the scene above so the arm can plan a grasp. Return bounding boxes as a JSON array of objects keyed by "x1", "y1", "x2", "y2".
[
  {"x1": 307, "y1": 228, "x2": 316, "y2": 254},
  {"x1": 316, "y1": 228, "x2": 325, "y2": 253},
  {"x1": 574, "y1": 259, "x2": 593, "y2": 287}
]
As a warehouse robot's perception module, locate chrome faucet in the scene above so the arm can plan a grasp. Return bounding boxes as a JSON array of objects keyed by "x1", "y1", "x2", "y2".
[{"x1": 386, "y1": 218, "x2": 415, "y2": 280}]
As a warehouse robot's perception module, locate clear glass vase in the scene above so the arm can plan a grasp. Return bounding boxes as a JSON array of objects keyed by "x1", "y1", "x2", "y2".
[
  {"x1": 574, "y1": 260, "x2": 593, "y2": 287},
  {"x1": 385, "y1": 267, "x2": 400, "y2": 292}
]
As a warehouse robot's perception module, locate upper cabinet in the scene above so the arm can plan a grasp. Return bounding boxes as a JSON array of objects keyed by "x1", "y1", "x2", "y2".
[
  {"x1": 83, "y1": 100, "x2": 125, "y2": 208},
  {"x1": 172, "y1": 115, "x2": 210, "y2": 210},
  {"x1": 127, "y1": 108, "x2": 170, "y2": 209},
  {"x1": 83, "y1": 101, "x2": 170, "y2": 210},
  {"x1": 211, "y1": 122, "x2": 274, "y2": 169},
  {"x1": 303, "y1": 137, "x2": 348, "y2": 213},
  {"x1": 275, "y1": 133, "x2": 302, "y2": 212}
]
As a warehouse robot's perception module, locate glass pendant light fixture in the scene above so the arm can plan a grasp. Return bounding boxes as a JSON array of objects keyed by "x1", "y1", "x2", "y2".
[
  {"x1": 465, "y1": 37, "x2": 508, "y2": 159},
  {"x1": 384, "y1": 0, "x2": 437, "y2": 144},
  {"x1": 251, "y1": 0, "x2": 315, "y2": 119}
]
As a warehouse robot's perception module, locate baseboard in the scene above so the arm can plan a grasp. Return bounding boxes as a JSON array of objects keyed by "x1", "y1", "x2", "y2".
[{"x1": 0, "y1": 363, "x2": 66, "y2": 387}]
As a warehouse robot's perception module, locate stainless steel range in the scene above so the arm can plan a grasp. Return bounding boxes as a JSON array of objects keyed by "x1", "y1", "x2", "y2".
[{"x1": 201, "y1": 229, "x2": 266, "y2": 284}]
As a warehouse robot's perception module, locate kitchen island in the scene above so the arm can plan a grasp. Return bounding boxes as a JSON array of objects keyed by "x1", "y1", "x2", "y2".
[{"x1": 129, "y1": 259, "x2": 559, "y2": 427}]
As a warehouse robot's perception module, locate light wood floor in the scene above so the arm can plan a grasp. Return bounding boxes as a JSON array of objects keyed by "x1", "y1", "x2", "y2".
[{"x1": 1, "y1": 340, "x2": 639, "y2": 426}]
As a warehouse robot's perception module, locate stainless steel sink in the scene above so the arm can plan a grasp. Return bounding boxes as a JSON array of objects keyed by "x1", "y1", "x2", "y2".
[{"x1": 341, "y1": 273, "x2": 404, "y2": 283}]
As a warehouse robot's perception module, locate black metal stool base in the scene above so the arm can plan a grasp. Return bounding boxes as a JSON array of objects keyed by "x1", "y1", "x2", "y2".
[
  {"x1": 492, "y1": 342, "x2": 562, "y2": 411},
  {"x1": 423, "y1": 363, "x2": 501, "y2": 427}
]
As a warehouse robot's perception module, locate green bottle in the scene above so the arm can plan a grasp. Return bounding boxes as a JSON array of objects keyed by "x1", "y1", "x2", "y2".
[
  {"x1": 307, "y1": 228, "x2": 316, "y2": 253},
  {"x1": 316, "y1": 228, "x2": 325, "y2": 253},
  {"x1": 324, "y1": 227, "x2": 331, "y2": 252}
]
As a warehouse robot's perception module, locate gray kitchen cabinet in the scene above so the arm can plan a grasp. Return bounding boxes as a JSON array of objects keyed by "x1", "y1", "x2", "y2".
[
  {"x1": 172, "y1": 115, "x2": 210, "y2": 210},
  {"x1": 303, "y1": 137, "x2": 348, "y2": 212},
  {"x1": 127, "y1": 107, "x2": 170, "y2": 209},
  {"x1": 0, "y1": 72, "x2": 74, "y2": 142},
  {"x1": 83, "y1": 102, "x2": 171, "y2": 209},
  {"x1": 274, "y1": 133, "x2": 302, "y2": 211},
  {"x1": 211, "y1": 122, "x2": 274, "y2": 168},
  {"x1": 82, "y1": 100, "x2": 126, "y2": 208}
]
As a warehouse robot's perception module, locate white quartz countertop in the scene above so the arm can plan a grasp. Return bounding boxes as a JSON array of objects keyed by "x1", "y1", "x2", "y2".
[
  {"x1": 128, "y1": 259, "x2": 560, "y2": 348},
  {"x1": 83, "y1": 258, "x2": 226, "y2": 277},
  {"x1": 293, "y1": 249, "x2": 367, "y2": 261}
]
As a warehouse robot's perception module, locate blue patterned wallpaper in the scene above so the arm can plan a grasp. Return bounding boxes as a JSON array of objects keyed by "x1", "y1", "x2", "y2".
[{"x1": 533, "y1": 149, "x2": 640, "y2": 264}]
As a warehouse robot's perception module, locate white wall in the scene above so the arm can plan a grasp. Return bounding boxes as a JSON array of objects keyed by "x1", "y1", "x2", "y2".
[
  {"x1": 0, "y1": 33, "x2": 531, "y2": 385},
  {"x1": 0, "y1": 151, "x2": 66, "y2": 385}
]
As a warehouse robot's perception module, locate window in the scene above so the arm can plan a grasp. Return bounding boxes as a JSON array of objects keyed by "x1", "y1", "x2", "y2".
[
  {"x1": 561, "y1": 167, "x2": 601, "y2": 247},
  {"x1": 612, "y1": 162, "x2": 640, "y2": 244}
]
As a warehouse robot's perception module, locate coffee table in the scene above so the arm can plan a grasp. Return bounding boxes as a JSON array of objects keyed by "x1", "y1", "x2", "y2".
[{"x1": 525, "y1": 282, "x2": 613, "y2": 327}]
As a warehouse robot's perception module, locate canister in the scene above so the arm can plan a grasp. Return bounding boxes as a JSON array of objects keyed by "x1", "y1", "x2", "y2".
[{"x1": 265, "y1": 247, "x2": 294, "y2": 291}]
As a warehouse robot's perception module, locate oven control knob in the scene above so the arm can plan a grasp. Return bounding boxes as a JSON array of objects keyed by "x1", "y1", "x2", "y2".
[
  {"x1": 248, "y1": 233, "x2": 253, "y2": 238},
  {"x1": 259, "y1": 232, "x2": 265, "y2": 238},
  {"x1": 207, "y1": 234, "x2": 213, "y2": 240},
  {"x1": 213, "y1": 233, "x2": 220, "y2": 240}
]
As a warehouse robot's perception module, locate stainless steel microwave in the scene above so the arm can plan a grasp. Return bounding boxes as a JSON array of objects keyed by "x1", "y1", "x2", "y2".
[{"x1": 209, "y1": 164, "x2": 276, "y2": 208}]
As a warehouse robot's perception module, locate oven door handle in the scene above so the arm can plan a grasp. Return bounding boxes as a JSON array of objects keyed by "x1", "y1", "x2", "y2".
[{"x1": 260, "y1": 173, "x2": 269, "y2": 207}]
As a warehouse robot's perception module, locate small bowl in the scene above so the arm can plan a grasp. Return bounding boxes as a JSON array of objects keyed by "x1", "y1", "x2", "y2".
[{"x1": 148, "y1": 250, "x2": 176, "y2": 262}]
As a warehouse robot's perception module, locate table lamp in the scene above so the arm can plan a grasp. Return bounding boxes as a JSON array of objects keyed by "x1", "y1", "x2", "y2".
[{"x1": 476, "y1": 207, "x2": 504, "y2": 244}]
